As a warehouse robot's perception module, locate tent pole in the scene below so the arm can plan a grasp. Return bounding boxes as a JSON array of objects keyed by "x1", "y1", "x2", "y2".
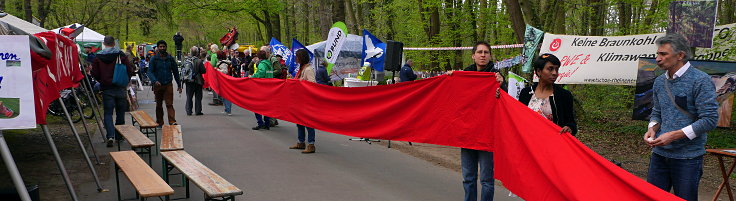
[
  {"x1": 82, "y1": 75, "x2": 106, "y2": 142},
  {"x1": 71, "y1": 88, "x2": 102, "y2": 165},
  {"x1": 57, "y1": 97, "x2": 107, "y2": 192},
  {"x1": 0, "y1": 131, "x2": 32, "y2": 201},
  {"x1": 41, "y1": 125, "x2": 79, "y2": 201}
]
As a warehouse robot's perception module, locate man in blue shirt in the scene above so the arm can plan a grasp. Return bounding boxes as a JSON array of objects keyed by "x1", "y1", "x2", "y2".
[
  {"x1": 148, "y1": 40, "x2": 182, "y2": 126},
  {"x1": 399, "y1": 59, "x2": 418, "y2": 82},
  {"x1": 644, "y1": 34, "x2": 719, "y2": 201}
]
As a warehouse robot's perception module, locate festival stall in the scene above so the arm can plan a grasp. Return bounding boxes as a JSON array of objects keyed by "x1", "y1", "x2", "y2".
[{"x1": 52, "y1": 23, "x2": 105, "y2": 52}]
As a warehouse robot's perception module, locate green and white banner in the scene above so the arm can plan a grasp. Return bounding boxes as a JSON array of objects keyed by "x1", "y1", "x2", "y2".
[
  {"x1": 695, "y1": 23, "x2": 736, "y2": 61},
  {"x1": 522, "y1": 25, "x2": 544, "y2": 73},
  {"x1": 324, "y1": 22, "x2": 348, "y2": 74},
  {"x1": 507, "y1": 72, "x2": 528, "y2": 100}
]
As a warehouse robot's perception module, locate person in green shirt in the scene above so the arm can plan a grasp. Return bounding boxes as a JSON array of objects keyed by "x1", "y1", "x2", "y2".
[{"x1": 252, "y1": 46, "x2": 274, "y2": 130}]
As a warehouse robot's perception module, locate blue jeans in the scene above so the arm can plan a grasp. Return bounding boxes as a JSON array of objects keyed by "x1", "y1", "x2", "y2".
[
  {"x1": 254, "y1": 113, "x2": 270, "y2": 127},
  {"x1": 461, "y1": 148, "x2": 494, "y2": 201},
  {"x1": 222, "y1": 98, "x2": 232, "y2": 113},
  {"x1": 102, "y1": 89, "x2": 128, "y2": 139},
  {"x1": 647, "y1": 153, "x2": 703, "y2": 201},
  {"x1": 296, "y1": 124, "x2": 315, "y2": 144}
]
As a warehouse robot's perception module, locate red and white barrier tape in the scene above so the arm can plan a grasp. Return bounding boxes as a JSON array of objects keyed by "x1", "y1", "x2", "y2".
[{"x1": 403, "y1": 44, "x2": 523, "y2": 50}]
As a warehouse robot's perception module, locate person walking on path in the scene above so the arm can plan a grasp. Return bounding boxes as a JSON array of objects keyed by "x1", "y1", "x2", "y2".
[
  {"x1": 173, "y1": 32, "x2": 184, "y2": 60},
  {"x1": 643, "y1": 34, "x2": 719, "y2": 201},
  {"x1": 148, "y1": 40, "x2": 182, "y2": 126},
  {"x1": 91, "y1": 36, "x2": 134, "y2": 147},
  {"x1": 251, "y1": 46, "x2": 274, "y2": 130},
  {"x1": 289, "y1": 49, "x2": 318, "y2": 153},
  {"x1": 184, "y1": 46, "x2": 206, "y2": 116}
]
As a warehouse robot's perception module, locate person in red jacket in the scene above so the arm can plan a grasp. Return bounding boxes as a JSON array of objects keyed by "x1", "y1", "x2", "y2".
[{"x1": 91, "y1": 36, "x2": 134, "y2": 147}]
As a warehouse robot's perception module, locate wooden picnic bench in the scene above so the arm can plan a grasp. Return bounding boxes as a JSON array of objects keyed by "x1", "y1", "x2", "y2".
[
  {"x1": 115, "y1": 125, "x2": 155, "y2": 164},
  {"x1": 129, "y1": 110, "x2": 159, "y2": 153},
  {"x1": 161, "y1": 125, "x2": 183, "y2": 152},
  {"x1": 161, "y1": 151, "x2": 243, "y2": 201},
  {"x1": 110, "y1": 151, "x2": 174, "y2": 201}
]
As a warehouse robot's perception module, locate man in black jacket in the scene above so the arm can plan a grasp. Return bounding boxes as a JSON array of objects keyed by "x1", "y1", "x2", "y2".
[
  {"x1": 91, "y1": 36, "x2": 134, "y2": 147},
  {"x1": 173, "y1": 32, "x2": 184, "y2": 60}
]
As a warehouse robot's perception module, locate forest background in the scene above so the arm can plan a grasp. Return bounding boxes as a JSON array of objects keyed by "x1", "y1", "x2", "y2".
[{"x1": 3, "y1": 0, "x2": 736, "y2": 184}]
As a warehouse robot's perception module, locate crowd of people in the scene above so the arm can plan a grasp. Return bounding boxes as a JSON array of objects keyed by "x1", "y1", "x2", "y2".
[{"x1": 81, "y1": 32, "x2": 714, "y2": 201}]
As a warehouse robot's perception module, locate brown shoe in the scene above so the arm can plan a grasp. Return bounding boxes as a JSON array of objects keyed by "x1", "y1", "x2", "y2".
[
  {"x1": 289, "y1": 143, "x2": 306, "y2": 149},
  {"x1": 302, "y1": 144, "x2": 315, "y2": 154}
]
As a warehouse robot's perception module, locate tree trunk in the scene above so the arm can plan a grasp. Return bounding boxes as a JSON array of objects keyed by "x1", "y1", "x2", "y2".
[
  {"x1": 504, "y1": 0, "x2": 526, "y2": 43},
  {"x1": 36, "y1": 0, "x2": 50, "y2": 28},
  {"x1": 519, "y1": 0, "x2": 535, "y2": 26},
  {"x1": 356, "y1": 0, "x2": 364, "y2": 31},
  {"x1": 553, "y1": 0, "x2": 566, "y2": 34},
  {"x1": 642, "y1": 0, "x2": 659, "y2": 33},
  {"x1": 332, "y1": 0, "x2": 346, "y2": 25},
  {"x1": 271, "y1": 13, "x2": 282, "y2": 41},
  {"x1": 319, "y1": 0, "x2": 331, "y2": 39},
  {"x1": 0, "y1": 0, "x2": 5, "y2": 12},
  {"x1": 23, "y1": 0, "x2": 32, "y2": 22},
  {"x1": 304, "y1": 0, "x2": 311, "y2": 42},
  {"x1": 284, "y1": 2, "x2": 292, "y2": 44},
  {"x1": 722, "y1": 0, "x2": 734, "y2": 24},
  {"x1": 478, "y1": 0, "x2": 487, "y2": 41},
  {"x1": 345, "y1": 0, "x2": 359, "y2": 34},
  {"x1": 618, "y1": 0, "x2": 631, "y2": 35},
  {"x1": 466, "y1": 0, "x2": 478, "y2": 42}
]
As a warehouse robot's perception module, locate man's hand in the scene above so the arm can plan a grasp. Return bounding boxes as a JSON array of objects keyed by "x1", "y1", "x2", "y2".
[
  {"x1": 643, "y1": 128, "x2": 657, "y2": 147},
  {"x1": 154, "y1": 82, "x2": 161, "y2": 87},
  {"x1": 560, "y1": 126, "x2": 572, "y2": 134},
  {"x1": 177, "y1": 87, "x2": 182, "y2": 93},
  {"x1": 495, "y1": 73, "x2": 504, "y2": 83},
  {"x1": 650, "y1": 130, "x2": 686, "y2": 147}
]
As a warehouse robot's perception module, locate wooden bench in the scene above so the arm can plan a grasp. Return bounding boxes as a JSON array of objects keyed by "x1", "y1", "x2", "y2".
[
  {"x1": 161, "y1": 151, "x2": 243, "y2": 201},
  {"x1": 161, "y1": 125, "x2": 183, "y2": 152},
  {"x1": 129, "y1": 110, "x2": 159, "y2": 153},
  {"x1": 115, "y1": 125, "x2": 155, "y2": 164},
  {"x1": 110, "y1": 151, "x2": 174, "y2": 201}
]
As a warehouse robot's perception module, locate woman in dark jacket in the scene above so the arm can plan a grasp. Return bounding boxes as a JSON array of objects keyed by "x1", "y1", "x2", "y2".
[{"x1": 518, "y1": 53, "x2": 578, "y2": 136}]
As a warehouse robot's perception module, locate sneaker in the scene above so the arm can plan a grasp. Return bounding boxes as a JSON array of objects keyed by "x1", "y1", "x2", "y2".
[
  {"x1": 195, "y1": 113, "x2": 204, "y2": 116},
  {"x1": 170, "y1": 122, "x2": 178, "y2": 125},
  {"x1": 227, "y1": 113, "x2": 232, "y2": 116},
  {"x1": 106, "y1": 138, "x2": 114, "y2": 147},
  {"x1": 252, "y1": 125, "x2": 263, "y2": 130}
]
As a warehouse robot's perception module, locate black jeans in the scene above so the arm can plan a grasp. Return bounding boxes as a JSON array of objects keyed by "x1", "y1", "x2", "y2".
[{"x1": 185, "y1": 82, "x2": 203, "y2": 115}]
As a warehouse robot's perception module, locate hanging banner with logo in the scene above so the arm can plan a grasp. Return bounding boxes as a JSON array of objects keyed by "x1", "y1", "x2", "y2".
[
  {"x1": 507, "y1": 72, "x2": 527, "y2": 100},
  {"x1": 522, "y1": 25, "x2": 544, "y2": 73},
  {"x1": 0, "y1": 36, "x2": 37, "y2": 129},
  {"x1": 633, "y1": 58, "x2": 736, "y2": 127},
  {"x1": 695, "y1": 23, "x2": 736, "y2": 61},
  {"x1": 362, "y1": 29, "x2": 386, "y2": 72},
  {"x1": 668, "y1": 0, "x2": 718, "y2": 48},
  {"x1": 539, "y1": 32, "x2": 665, "y2": 85},
  {"x1": 34, "y1": 31, "x2": 84, "y2": 89},
  {"x1": 324, "y1": 22, "x2": 348, "y2": 75}
]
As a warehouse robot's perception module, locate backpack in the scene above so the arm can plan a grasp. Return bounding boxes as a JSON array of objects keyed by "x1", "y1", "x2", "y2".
[
  {"x1": 270, "y1": 56, "x2": 287, "y2": 79},
  {"x1": 181, "y1": 57, "x2": 195, "y2": 83}
]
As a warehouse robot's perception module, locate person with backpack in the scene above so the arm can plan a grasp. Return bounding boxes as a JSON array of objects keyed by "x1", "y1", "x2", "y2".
[
  {"x1": 91, "y1": 36, "x2": 134, "y2": 147},
  {"x1": 215, "y1": 51, "x2": 234, "y2": 115},
  {"x1": 183, "y1": 46, "x2": 206, "y2": 116},
  {"x1": 251, "y1": 46, "x2": 273, "y2": 130},
  {"x1": 148, "y1": 40, "x2": 182, "y2": 126}
]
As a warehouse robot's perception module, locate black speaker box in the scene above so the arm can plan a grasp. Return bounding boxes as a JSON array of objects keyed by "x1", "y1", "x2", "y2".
[{"x1": 385, "y1": 40, "x2": 403, "y2": 72}]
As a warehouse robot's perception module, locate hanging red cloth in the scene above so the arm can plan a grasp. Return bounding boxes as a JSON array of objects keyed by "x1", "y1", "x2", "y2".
[{"x1": 204, "y1": 66, "x2": 682, "y2": 200}]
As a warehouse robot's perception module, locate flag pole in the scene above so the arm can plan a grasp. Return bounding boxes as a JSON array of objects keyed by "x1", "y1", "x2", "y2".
[
  {"x1": 71, "y1": 88, "x2": 102, "y2": 165},
  {"x1": 41, "y1": 124, "x2": 79, "y2": 201},
  {"x1": 56, "y1": 96, "x2": 107, "y2": 192},
  {"x1": 0, "y1": 131, "x2": 32, "y2": 201}
]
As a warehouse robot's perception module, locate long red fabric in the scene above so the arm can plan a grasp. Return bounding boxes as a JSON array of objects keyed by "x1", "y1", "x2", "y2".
[{"x1": 204, "y1": 66, "x2": 681, "y2": 200}]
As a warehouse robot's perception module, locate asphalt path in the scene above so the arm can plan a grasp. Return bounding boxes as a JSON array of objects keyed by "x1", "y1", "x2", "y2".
[{"x1": 78, "y1": 85, "x2": 520, "y2": 201}]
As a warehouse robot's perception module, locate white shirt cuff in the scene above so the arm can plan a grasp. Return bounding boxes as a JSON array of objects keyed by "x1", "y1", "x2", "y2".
[
  {"x1": 682, "y1": 125, "x2": 696, "y2": 140},
  {"x1": 648, "y1": 122, "x2": 658, "y2": 128}
]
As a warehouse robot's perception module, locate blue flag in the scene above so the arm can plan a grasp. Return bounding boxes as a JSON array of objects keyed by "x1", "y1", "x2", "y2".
[
  {"x1": 362, "y1": 29, "x2": 386, "y2": 71},
  {"x1": 269, "y1": 37, "x2": 292, "y2": 61},
  {"x1": 289, "y1": 38, "x2": 314, "y2": 77}
]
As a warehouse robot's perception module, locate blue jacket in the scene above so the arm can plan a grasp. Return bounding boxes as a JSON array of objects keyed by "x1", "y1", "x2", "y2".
[
  {"x1": 147, "y1": 53, "x2": 181, "y2": 87},
  {"x1": 316, "y1": 64, "x2": 331, "y2": 86},
  {"x1": 399, "y1": 64, "x2": 417, "y2": 82}
]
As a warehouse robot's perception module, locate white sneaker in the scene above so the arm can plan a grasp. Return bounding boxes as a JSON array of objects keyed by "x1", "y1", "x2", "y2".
[
  {"x1": 227, "y1": 113, "x2": 232, "y2": 116},
  {"x1": 106, "y1": 138, "x2": 114, "y2": 147}
]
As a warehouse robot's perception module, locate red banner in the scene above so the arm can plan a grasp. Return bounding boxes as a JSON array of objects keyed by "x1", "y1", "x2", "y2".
[
  {"x1": 31, "y1": 31, "x2": 83, "y2": 124},
  {"x1": 204, "y1": 66, "x2": 682, "y2": 200}
]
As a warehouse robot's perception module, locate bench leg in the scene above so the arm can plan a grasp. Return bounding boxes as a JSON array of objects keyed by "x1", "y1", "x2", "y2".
[
  {"x1": 185, "y1": 177, "x2": 190, "y2": 198},
  {"x1": 116, "y1": 165, "x2": 121, "y2": 201}
]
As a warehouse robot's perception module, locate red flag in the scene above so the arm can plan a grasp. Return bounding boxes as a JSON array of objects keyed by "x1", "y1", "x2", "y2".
[
  {"x1": 205, "y1": 66, "x2": 683, "y2": 200},
  {"x1": 31, "y1": 31, "x2": 83, "y2": 124},
  {"x1": 31, "y1": 68, "x2": 60, "y2": 125}
]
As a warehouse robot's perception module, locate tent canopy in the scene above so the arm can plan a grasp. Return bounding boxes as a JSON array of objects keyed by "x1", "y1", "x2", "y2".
[
  {"x1": 307, "y1": 34, "x2": 363, "y2": 80},
  {"x1": 52, "y1": 23, "x2": 105, "y2": 42},
  {"x1": 0, "y1": 13, "x2": 48, "y2": 34}
]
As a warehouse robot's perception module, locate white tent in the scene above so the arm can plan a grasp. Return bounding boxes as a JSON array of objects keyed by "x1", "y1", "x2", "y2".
[
  {"x1": 52, "y1": 23, "x2": 105, "y2": 42},
  {"x1": 0, "y1": 13, "x2": 48, "y2": 34}
]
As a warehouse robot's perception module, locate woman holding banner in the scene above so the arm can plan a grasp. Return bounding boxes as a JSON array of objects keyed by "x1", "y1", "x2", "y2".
[
  {"x1": 518, "y1": 53, "x2": 577, "y2": 136},
  {"x1": 288, "y1": 49, "x2": 318, "y2": 153}
]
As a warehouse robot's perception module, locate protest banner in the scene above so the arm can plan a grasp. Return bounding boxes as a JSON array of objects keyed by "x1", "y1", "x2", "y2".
[
  {"x1": 695, "y1": 23, "x2": 736, "y2": 61},
  {"x1": 507, "y1": 72, "x2": 527, "y2": 100},
  {"x1": 0, "y1": 35, "x2": 37, "y2": 129},
  {"x1": 668, "y1": 0, "x2": 718, "y2": 48},
  {"x1": 522, "y1": 25, "x2": 543, "y2": 73},
  {"x1": 633, "y1": 58, "x2": 736, "y2": 127},
  {"x1": 362, "y1": 29, "x2": 386, "y2": 72},
  {"x1": 539, "y1": 32, "x2": 665, "y2": 85}
]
